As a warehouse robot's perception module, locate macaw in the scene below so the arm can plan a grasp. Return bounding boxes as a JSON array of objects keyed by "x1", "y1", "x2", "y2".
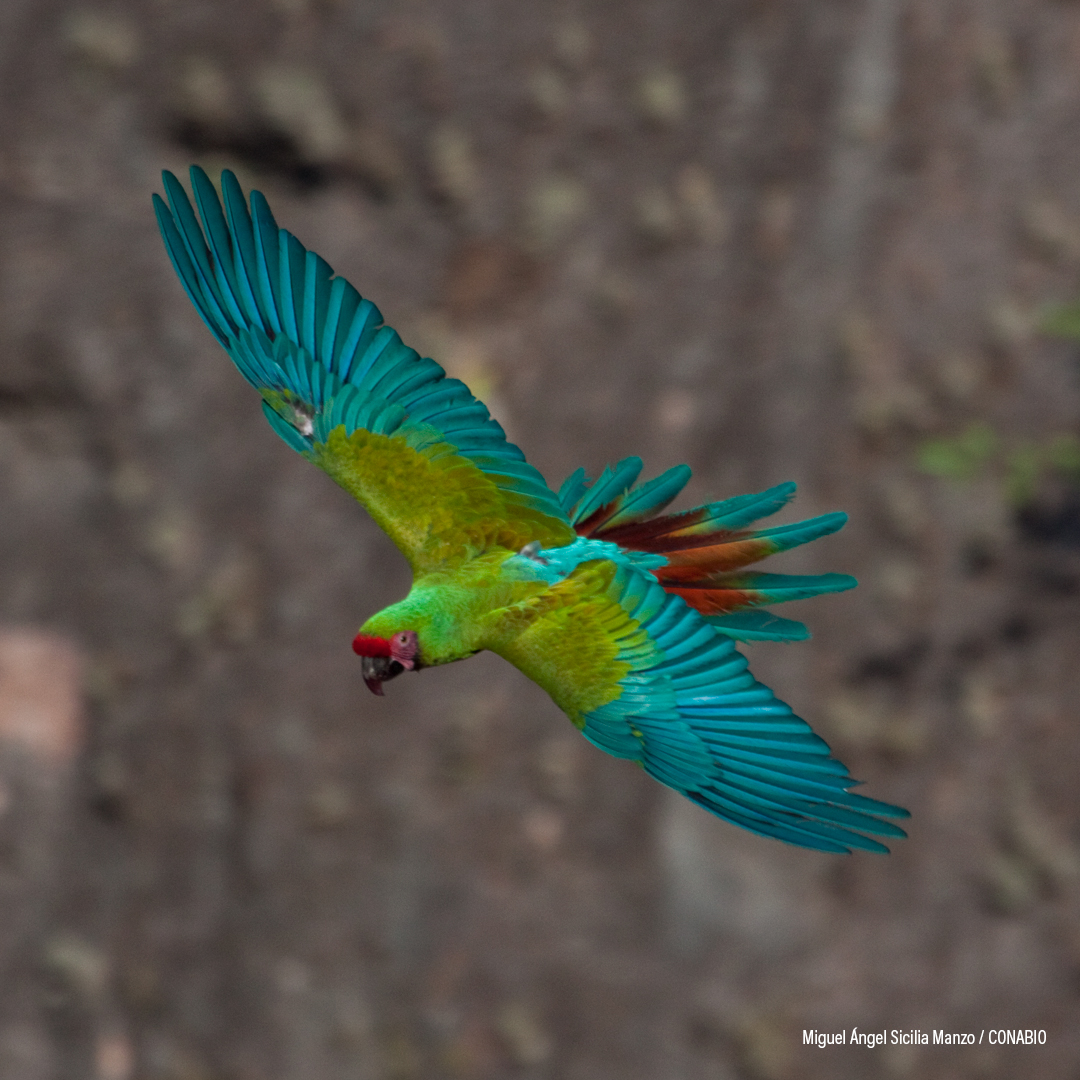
[{"x1": 154, "y1": 166, "x2": 909, "y2": 854}]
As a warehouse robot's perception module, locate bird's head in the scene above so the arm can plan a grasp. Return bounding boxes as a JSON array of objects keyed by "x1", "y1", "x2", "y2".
[{"x1": 352, "y1": 629, "x2": 420, "y2": 695}]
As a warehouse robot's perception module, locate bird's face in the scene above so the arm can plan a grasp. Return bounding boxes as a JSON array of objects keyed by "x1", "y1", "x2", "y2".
[{"x1": 352, "y1": 630, "x2": 420, "y2": 695}]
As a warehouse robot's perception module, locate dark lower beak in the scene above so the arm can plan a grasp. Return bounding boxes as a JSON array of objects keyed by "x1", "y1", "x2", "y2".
[{"x1": 361, "y1": 655, "x2": 404, "y2": 696}]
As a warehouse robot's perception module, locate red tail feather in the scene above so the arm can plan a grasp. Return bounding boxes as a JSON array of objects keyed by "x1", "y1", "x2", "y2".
[
  {"x1": 661, "y1": 586, "x2": 757, "y2": 616},
  {"x1": 580, "y1": 507, "x2": 784, "y2": 616},
  {"x1": 590, "y1": 505, "x2": 710, "y2": 546}
]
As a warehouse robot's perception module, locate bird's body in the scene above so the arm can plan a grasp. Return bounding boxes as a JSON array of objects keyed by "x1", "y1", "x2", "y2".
[{"x1": 155, "y1": 166, "x2": 909, "y2": 854}]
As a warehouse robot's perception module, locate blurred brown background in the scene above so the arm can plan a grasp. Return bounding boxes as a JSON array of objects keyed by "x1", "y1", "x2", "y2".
[{"x1": 1, "y1": 0, "x2": 1080, "y2": 1077}]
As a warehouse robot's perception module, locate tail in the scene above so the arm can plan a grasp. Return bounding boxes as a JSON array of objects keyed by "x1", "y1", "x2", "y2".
[{"x1": 558, "y1": 457, "x2": 855, "y2": 642}]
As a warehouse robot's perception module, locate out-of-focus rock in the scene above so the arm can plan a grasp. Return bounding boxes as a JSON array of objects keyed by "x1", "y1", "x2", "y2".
[
  {"x1": 63, "y1": 10, "x2": 139, "y2": 71},
  {"x1": 108, "y1": 460, "x2": 153, "y2": 508},
  {"x1": 974, "y1": 25, "x2": 1019, "y2": 114},
  {"x1": 840, "y1": 310, "x2": 934, "y2": 434},
  {"x1": 733, "y1": 1011, "x2": 793, "y2": 1080},
  {"x1": 175, "y1": 549, "x2": 261, "y2": 643},
  {"x1": 931, "y1": 475, "x2": 1011, "y2": 555},
  {"x1": 118, "y1": 962, "x2": 163, "y2": 1014},
  {"x1": 655, "y1": 387, "x2": 698, "y2": 436},
  {"x1": 1020, "y1": 197, "x2": 1080, "y2": 264},
  {"x1": 348, "y1": 122, "x2": 408, "y2": 196},
  {"x1": 981, "y1": 850, "x2": 1038, "y2": 916},
  {"x1": 660, "y1": 794, "x2": 828, "y2": 953},
  {"x1": 525, "y1": 174, "x2": 588, "y2": 250},
  {"x1": 88, "y1": 750, "x2": 128, "y2": 818},
  {"x1": 677, "y1": 165, "x2": 727, "y2": 245},
  {"x1": 145, "y1": 504, "x2": 202, "y2": 576},
  {"x1": 142, "y1": 1036, "x2": 211, "y2": 1080},
  {"x1": 444, "y1": 1021, "x2": 503, "y2": 1078},
  {"x1": 535, "y1": 735, "x2": 580, "y2": 801},
  {"x1": 985, "y1": 294, "x2": 1035, "y2": 351},
  {"x1": 496, "y1": 1001, "x2": 552, "y2": 1067},
  {"x1": 823, "y1": 688, "x2": 927, "y2": 757},
  {"x1": 589, "y1": 268, "x2": 639, "y2": 324},
  {"x1": 961, "y1": 668, "x2": 1006, "y2": 737},
  {"x1": 875, "y1": 472, "x2": 932, "y2": 544},
  {"x1": 441, "y1": 238, "x2": 537, "y2": 324},
  {"x1": 931, "y1": 349, "x2": 988, "y2": 404},
  {"x1": 635, "y1": 68, "x2": 688, "y2": 125},
  {"x1": 634, "y1": 185, "x2": 681, "y2": 247},
  {"x1": 875, "y1": 556, "x2": 924, "y2": 604},
  {"x1": 43, "y1": 935, "x2": 108, "y2": 1001},
  {"x1": 0, "y1": 1021, "x2": 54, "y2": 1080},
  {"x1": 553, "y1": 19, "x2": 591, "y2": 70},
  {"x1": 381, "y1": 1028, "x2": 422, "y2": 1080},
  {"x1": 883, "y1": 1042, "x2": 921, "y2": 1077},
  {"x1": 528, "y1": 65, "x2": 571, "y2": 120},
  {"x1": 178, "y1": 56, "x2": 235, "y2": 127},
  {"x1": 254, "y1": 63, "x2": 349, "y2": 160},
  {"x1": 0, "y1": 630, "x2": 84, "y2": 768},
  {"x1": 758, "y1": 186, "x2": 796, "y2": 258},
  {"x1": 1004, "y1": 776, "x2": 1080, "y2": 888},
  {"x1": 307, "y1": 780, "x2": 352, "y2": 828},
  {"x1": 94, "y1": 1031, "x2": 134, "y2": 1080},
  {"x1": 428, "y1": 124, "x2": 480, "y2": 208},
  {"x1": 522, "y1": 806, "x2": 563, "y2": 853}
]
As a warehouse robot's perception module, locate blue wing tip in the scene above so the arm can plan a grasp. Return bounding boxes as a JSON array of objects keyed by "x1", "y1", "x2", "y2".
[{"x1": 830, "y1": 572, "x2": 858, "y2": 592}]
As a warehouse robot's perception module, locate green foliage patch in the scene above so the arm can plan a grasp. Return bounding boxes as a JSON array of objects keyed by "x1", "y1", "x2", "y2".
[{"x1": 916, "y1": 424, "x2": 1080, "y2": 506}]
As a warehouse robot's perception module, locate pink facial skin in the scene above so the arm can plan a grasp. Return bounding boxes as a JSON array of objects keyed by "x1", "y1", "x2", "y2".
[{"x1": 353, "y1": 631, "x2": 419, "y2": 694}]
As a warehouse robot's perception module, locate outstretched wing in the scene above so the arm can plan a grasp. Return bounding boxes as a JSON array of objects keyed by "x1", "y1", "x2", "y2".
[
  {"x1": 497, "y1": 560, "x2": 907, "y2": 853},
  {"x1": 154, "y1": 166, "x2": 573, "y2": 574},
  {"x1": 559, "y1": 456, "x2": 856, "y2": 642}
]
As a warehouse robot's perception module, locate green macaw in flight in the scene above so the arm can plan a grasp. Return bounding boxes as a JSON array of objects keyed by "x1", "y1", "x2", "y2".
[{"x1": 154, "y1": 166, "x2": 909, "y2": 854}]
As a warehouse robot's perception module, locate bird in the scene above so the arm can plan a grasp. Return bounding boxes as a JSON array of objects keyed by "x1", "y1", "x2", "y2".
[{"x1": 154, "y1": 165, "x2": 909, "y2": 854}]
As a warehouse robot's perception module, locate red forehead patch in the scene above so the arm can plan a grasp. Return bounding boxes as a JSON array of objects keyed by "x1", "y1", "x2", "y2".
[{"x1": 352, "y1": 634, "x2": 392, "y2": 657}]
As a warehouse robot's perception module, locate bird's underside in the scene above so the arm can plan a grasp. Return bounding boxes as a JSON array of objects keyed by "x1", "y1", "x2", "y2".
[{"x1": 155, "y1": 165, "x2": 910, "y2": 854}]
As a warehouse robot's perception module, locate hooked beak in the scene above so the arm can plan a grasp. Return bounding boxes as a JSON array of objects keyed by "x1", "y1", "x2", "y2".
[{"x1": 361, "y1": 654, "x2": 404, "y2": 696}]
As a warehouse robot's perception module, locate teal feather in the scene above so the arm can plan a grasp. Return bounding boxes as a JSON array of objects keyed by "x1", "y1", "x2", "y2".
[
  {"x1": 568, "y1": 456, "x2": 643, "y2": 524},
  {"x1": 600, "y1": 464, "x2": 693, "y2": 528},
  {"x1": 250, "y1": 189, "x2": 284, "y2": 334},
  {"x1": 153, "y1": 194, "x2": 225, "y2": 347},
  {"x1": 705, "y1": 610, "x2": 810, "y2": 641},
  {"x1": 220, "y1": 171, "x2": 265, "y2": 328},
  {"x1": 557, "y1": 468, "x2": 590, "y2": 513},
  {"x1": 161, "y1": 172, "x2": 233, "y2": 338},
  {"x1": 301, "y1": 249, "x2": 331, "y2": 365},
  {"x1": 320, "y1": 277, "x2": 349, "y2": 371},
  {"x1": 701, "y1": 571, "x2": 857, "y2": 604},
  {"x1": 684, "y1": 482, "x2": 797, "y2": 531},
  {"x1": 337, "y1": 298, "x2": 382, "y2": 383},
  {"x1": 190, "y1": 167, "x2": 247, "y2": 330},
  {"x1": 278, "y1": 232, "x2": 303, "y2": 341},
  {"x1": 752, "y1": 512, "x2": 849, "y2": 552}
]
